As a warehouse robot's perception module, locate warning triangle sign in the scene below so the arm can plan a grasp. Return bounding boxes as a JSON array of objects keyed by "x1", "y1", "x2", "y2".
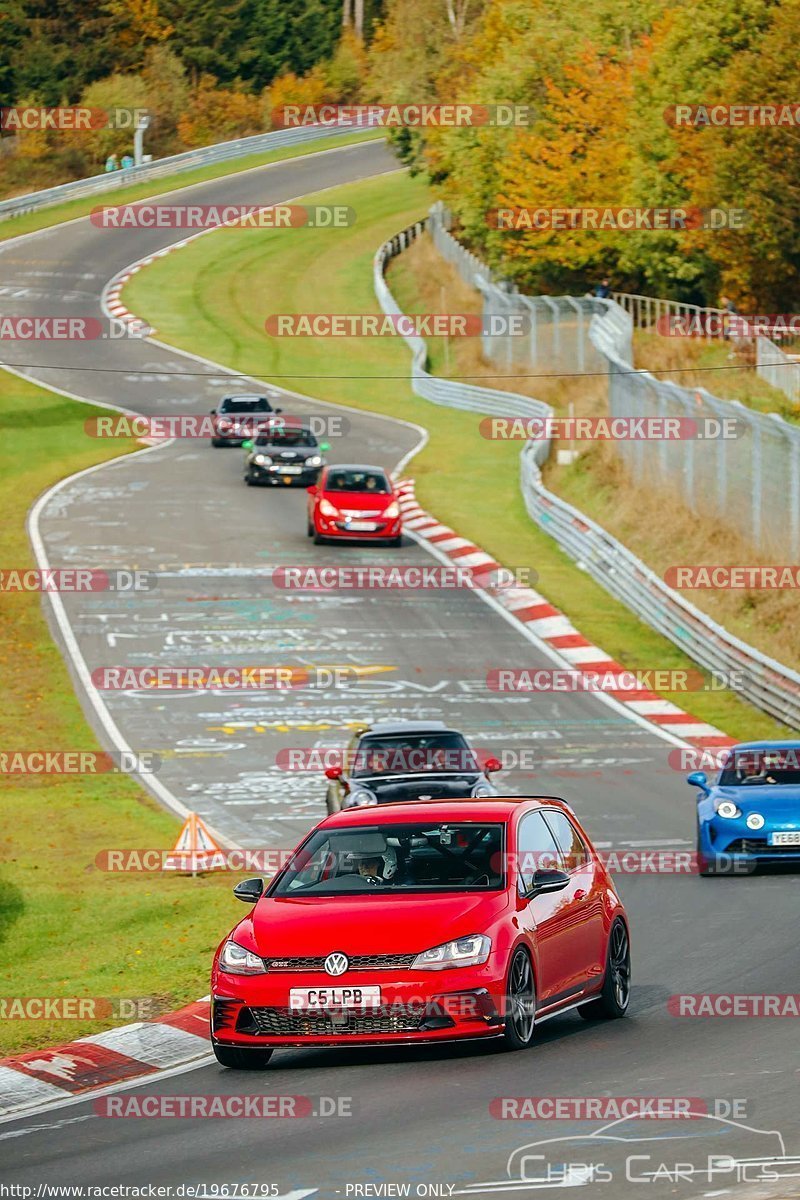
[{"x1": 163, "y1": 812, "x2": 226, "y2": 873}]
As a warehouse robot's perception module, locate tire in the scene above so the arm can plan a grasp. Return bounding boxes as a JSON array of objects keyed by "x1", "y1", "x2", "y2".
[
  {"x1": 578, "y1": 919, "x2": 631, "y2": 1020},
  {"x1": 313, "y1": 532, "x2": 325, "y2": 545},
  {"x1": 307, "y1": 521, "x2": 314, "y2": 538},
  {"x1": 501, "y1": 948, "x2": 536, "y2": 1049},
  {"x1": 244, "y1": 476, "x2": 255, "y2": 486},
  {"x1": 211, "y1": 438, "x2": 223, "y2": 448},
  {"x1": 212, "y1": 1042, "x2": 273, "y2": 1069},
  {"x1": 388, "y1": 535, "x2": 402, "y2": 547}
]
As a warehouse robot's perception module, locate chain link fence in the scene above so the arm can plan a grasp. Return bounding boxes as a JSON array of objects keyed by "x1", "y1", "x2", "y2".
[
  {"x1": 428, "y1": 201, "x2": 800, "y2": 561},
  {"x1": 375, "y1": 209, "x2": 800, "y2": 729}
]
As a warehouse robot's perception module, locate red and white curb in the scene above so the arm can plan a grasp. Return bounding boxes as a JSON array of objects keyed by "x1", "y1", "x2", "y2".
[
  {"x1": 105, "y1": 263, "x2": 157, "y2": 339},
  {"x1": 0, "y1": 1000, "x2": 211, "y2": 1120},
  {"x1": 395, "y1": 479, "x2": 736, "y2": 753}
]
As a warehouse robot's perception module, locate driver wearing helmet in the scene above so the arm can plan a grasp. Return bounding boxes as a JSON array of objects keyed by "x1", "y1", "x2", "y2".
[{"x1": 354, "y1": 845, "x2": 399, "y2": 885}]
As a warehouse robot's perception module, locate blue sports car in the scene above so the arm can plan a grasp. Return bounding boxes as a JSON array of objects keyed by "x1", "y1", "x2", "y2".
[{"x1": 689, "y1": 741, "x2": 800, "y2": 876}]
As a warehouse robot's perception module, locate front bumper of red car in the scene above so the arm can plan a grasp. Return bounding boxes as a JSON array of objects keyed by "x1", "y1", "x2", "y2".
[{"x1": 211, "y1": 964, "x2": 506, "y2": 1048}]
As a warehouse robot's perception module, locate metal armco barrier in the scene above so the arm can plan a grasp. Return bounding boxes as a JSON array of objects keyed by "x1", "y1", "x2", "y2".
[
  {"x1": 375, "y1": 209, "x2": 800, "y2": 730},
  {"x1": 0, "y1": 124, "x2": 372, "y2": 222}
]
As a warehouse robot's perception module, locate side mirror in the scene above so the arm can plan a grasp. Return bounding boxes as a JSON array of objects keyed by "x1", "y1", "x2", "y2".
[
  {"x1": 319, "y1": 442, "x2": 330, "y2": 452},
  {"x1": 241, "y1": 439, "x2": 253, "y2": 450},
  {"x1": 484, "y1": 756, "x2": 502, "y2": 774},
  {"x1": 233, "y1": 877, "x2": 263, "y2": 903},
  {"x1": 273, "y1": 406, "x2": 282, "y2": 414},
  {"x1": 209, "y1": 408, "x2": 217, "y2": 415},
  {"x1": 325, "y1": 765, "x2": 343, "y2": 780},
  {"x1": 527, "y1": 868, "x2": 570, "y2": 897},
  {"x1": 687, "y1": 770, "x2": 710, "y2": 794},
  {"x1": 307, "y1": 485, "x2": 318, "y2": 495}
]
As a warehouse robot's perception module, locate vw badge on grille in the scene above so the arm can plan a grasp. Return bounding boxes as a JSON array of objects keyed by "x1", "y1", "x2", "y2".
[{"x1": 324, "y1": 952, "x2": 349, "y2": 976}]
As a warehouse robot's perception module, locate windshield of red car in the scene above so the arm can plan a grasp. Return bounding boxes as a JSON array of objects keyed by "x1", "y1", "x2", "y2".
[
  {"x1": 350, "y1": 733, "x2": 479, "y2": 778},
  {"x1": 324, "y1": 470, "x2": 390, "y2": 493},
  {"x1": 270, "y1": 822, "x2": 505, "y2": 894}
]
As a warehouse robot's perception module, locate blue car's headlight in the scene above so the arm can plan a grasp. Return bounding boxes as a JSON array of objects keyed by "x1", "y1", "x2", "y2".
[
  {"x1": 746, "y1": 812, "x2": 765, "y2": 830},
  {"x1": 716, "y1": 800, "x2": 741, "y2": 819}
]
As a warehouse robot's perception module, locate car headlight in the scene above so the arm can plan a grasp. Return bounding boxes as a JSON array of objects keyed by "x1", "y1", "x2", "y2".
[
  {"x1": 319, "y1": 498, "x2": 341, "y2": 518},
  {"x1": 218, "y1": 940, "x2": 266, "y2": 975},
  {"x1": 412, "y1": 934, "x2": 491, "y2": 971},
  {"x1": 716, "y1": 800, "x2": 741, "y2": 819},
  {"x1": 746, "y1": 812, "x2": 765, "y2": 830},
  {"x1": 344, "y1": 789, "x2": 377, "y2": 808},
  {"x1": 253, "y1": 454, "x2": 272, "y2": 466},
  {"x1": 306, "y1": 455, "x2": 322, "y2": 467},
  {"x1": 383, "y1": 501, "x2": 400, "y2": 519}
]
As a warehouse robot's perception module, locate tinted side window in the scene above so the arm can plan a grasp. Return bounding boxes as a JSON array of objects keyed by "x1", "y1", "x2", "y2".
[
  {"x1": 517, "y1": 811, "x2": 562, "y2": 893},
  {"x1": 543, "y1": 810, "x2": 588, "y2": 870}
]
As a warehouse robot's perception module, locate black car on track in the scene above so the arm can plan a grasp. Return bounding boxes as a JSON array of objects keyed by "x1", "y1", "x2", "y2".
[{"x1": 243, "y1": 422, "x2": 328, "y2": 487}]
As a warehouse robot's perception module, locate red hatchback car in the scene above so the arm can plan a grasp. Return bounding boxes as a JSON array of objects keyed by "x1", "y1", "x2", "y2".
[
  {"x1": 210, "y1": 797, "x2": 631, "y2": 1068},
  {"x1": 307, "y1": 464, "x2": 402, "y2": 545}
]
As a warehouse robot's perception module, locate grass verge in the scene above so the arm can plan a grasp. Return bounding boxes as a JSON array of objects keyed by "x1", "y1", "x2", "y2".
[
  {"x1": 0, "y1": 130, "x2": 381, "y2": 243},
  {"x1": 124, "y1": 174, "x2": 793, "y2": 741},
  {"x1": 0, "y1": 377, "x2": 253, "y2": 1057}
]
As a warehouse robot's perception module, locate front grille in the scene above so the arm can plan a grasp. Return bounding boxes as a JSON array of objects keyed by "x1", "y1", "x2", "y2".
[
  {"x1": 244, "y1": 1005, "x2": 427, "y2": 1036},
  {"x1": 724, "y1": 838, "x2": 800, "y2": 854},
  {"x1": 265, "y1": 953, "x2": 416, "y2": 972}
]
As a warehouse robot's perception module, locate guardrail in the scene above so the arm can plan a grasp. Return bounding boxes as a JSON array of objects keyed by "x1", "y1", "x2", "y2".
[
  {"x1": 374, "y1": 212, "x2": 800, "y2": 730},
  {"x1": 756, "y1": 335, "x2": 800, "y2": 402},
  {"x1": 0, "y1": 123, "x2": 373, "y2": 222}
]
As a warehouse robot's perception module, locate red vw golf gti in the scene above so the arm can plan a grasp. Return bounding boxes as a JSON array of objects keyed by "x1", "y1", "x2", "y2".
[
  {"x1": 307, "y1": 464, "x2": 402, "y2": 545},
  {"x1": 210, "y1": 798, "x2": 631, "y2": 1067}
]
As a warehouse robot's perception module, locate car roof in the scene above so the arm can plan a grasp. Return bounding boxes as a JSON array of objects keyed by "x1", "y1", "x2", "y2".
[
  {"x1": 361, "y1": 721, "x2": 451, "y2": 736},
  {"x1": 322, "y1": 464, "x2": 390, "y2": 474},
  {"x1": 321, "y1": 796, "x2": 572, "y2": 828},
  {"x1": 221, "y1": 393, "x2": 269, "y2": 399}
]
